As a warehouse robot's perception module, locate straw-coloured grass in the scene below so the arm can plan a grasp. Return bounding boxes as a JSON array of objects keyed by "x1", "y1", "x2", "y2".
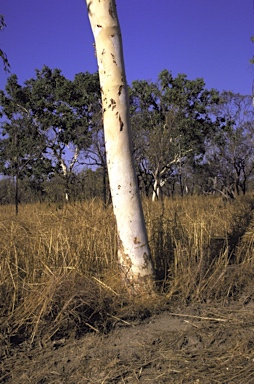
[{"x1": 0, "y1": 195, "x2": 254, "y2": 383}]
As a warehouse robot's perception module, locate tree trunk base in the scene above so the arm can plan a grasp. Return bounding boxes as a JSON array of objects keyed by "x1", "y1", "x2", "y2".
[{"x1": 119, "y1": 266, "x2": 155, "y2": 296}]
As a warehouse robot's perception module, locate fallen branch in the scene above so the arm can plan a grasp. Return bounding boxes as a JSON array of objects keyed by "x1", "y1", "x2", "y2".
[{"x1": 168, "y1": 312, "x2": 229, "y2": 322}]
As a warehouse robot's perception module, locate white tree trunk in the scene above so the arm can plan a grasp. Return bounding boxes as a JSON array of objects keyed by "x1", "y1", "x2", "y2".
[
  {"x1": 152, "y1": 178, "x2": 160, "y2": 202},
  {"x1": 58, "y1": 146, "x2": 79, "y2": 202},
  {"x1": 86, "y1": 0, "x2": 154, "y2": 293}
]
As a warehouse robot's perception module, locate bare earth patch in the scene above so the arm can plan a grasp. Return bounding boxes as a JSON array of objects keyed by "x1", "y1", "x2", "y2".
[{"x1": 2, "y1": 300, "x2": 254, "y2": 384}]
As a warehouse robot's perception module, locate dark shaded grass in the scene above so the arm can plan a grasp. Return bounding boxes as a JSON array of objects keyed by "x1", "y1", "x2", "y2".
[{"x1": 0, "y1": 195, "x2": 254, "y2": 383}]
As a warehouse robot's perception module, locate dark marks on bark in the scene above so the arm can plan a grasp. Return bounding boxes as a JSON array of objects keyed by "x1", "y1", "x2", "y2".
[
  {"x1": 87, "y1": 1, "x2": 92, "y2": 15},
  {"x1": 108, "y1": 2, "x2": 115, "y2": 19},
  {"x1": 108, "y1": 98, "x2": 116, "y2": 110},
  {"x1": 134, "y1": 237, "x2": 141, "y2": 245},
  {"x1": 118, "y1": 85, "x2": 123, "y2": 96},
  {"x1": 119, "y1": 115, "x2": 124, "y2": 131},
  {"x1": 111, "y1": 53, "x2": 117, "y2": 65}
]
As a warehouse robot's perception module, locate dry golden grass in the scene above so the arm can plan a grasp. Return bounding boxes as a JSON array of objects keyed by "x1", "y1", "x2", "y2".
[
  {"x1": 144, "y1": 195, "x2": 254, "y2": 301},
  {"x1": 0, "y1": 194, "x2": 254, "y2": 349}
]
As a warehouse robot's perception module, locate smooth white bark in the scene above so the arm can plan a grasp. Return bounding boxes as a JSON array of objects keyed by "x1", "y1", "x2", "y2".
[
  {"x1": 57, "y1": 146, "x2": 79, "y2": 202},
  {"x1": 86, "y1": 0, "x2": 154, "y2": 293}
]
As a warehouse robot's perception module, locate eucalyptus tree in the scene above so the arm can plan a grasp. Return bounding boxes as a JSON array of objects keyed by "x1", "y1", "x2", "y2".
[
  {"x1": 85, "y1": 123, "x2": 109, "y2": 205},
  {"x1": 130, "y1": 70, "x2": 222, "y2": 199},
  {"x1": 85, "y1": 0, "x2": 155, "y2": 293},
  {"x1": 0, "y1": 68, "x2": 100, "y2": 203},
  {"x1": 76, "y1": 73, "x2": 110, "y2": 205},
  {"x1": 204, "y1": 92, "x2": 254, "y2": 196},
  {"x1": 25, "y1": 66, "x2": 97, "y2": 201},
  {"x1": 0, "y1": 118, "x2": 53, "y2": 212},
  {"x1": 0, "y1": 74, "x2": 51, "y2": 213},
  {"x1": 72, "y1": 71, "x2": 111, "y2": 204}
]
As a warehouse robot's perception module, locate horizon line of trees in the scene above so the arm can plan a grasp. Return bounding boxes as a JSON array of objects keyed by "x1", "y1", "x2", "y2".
[{"x1": 0, "y1": 65, "x2": 253, "y2": 211}]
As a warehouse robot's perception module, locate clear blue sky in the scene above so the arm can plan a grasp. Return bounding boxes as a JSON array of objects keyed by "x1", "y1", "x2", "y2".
[{"x1": 1, "y1": 0, "x2": 254, "y2": 95}]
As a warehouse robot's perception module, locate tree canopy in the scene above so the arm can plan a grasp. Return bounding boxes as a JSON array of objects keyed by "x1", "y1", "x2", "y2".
[{"x1": 0, "y1": 67, "x2": 253, "y2": 204}]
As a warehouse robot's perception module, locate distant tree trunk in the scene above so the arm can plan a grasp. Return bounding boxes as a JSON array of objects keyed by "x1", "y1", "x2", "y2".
[
  {"x1": 58, "y1": 148, "x2": 79, "y2": 203},
  {"x1": 86, "y1": 0, "x2": 154, "y2": 294},
  {"x1": 152, "y1": 167, "x2": 160, "y2": 202},
  {"x1": 152, "y1": 178, "x2": 160, "y2": 202}
]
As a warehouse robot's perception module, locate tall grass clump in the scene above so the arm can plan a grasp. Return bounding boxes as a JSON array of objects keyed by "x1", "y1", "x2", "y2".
[
  {"x1": 0, "y1": 194, "x2": 253, "y2": 349},
  {"x1": 144, "y1": 194, "x2": 254, "y2": 302},
  {"x1": 0, "y1": 200, "x2": 120, "y2": 349}
]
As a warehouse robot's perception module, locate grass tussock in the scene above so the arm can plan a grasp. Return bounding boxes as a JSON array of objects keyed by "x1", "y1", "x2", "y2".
[
  {"x1": 0, "y1": 195, "x2": 254, "y2": 351},
  {"x1": 144, "y1": 195, "x2": 254, "y2": 301}
]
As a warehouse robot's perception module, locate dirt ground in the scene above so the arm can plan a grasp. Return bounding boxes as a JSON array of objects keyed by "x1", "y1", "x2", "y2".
[{"x1": 1, "y1": 297, "x2": 254, "y2": 384}]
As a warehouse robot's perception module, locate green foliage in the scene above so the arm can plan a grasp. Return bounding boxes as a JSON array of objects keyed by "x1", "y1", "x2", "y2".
[
  {"x1": 129, "y1": 70, "x2": 225, "y2": 197},
  {"x1": 0, "y1": 15, "x2": 10, "y2": 72},
  {"x1": 0, "y1": 74, "x2": 51, "y2": 179},
  {"x1": 0, "y1": 66, "x2": 253, "y2": 204},
  {"x1": 157, "y1": 70, "x2": 222, "y2": 153},
  {"x1": 250, "y1": 36, "x2": 254, "y2": 64},
  {"x1": 25, "y1": 66, "x2": 96, "y2": 154},
  {"x1": 0, "y1": 119, "x2": 48, "y2": 177},
  {"x1": 0, "y1": 67, "x2": 101, "y2": 202},
  {"x1": 200, "y1": 92, "x2": 254, "y2": 196},
  {"x1": 130, "y1": 70, "x2": 222, "y2": 155}
]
